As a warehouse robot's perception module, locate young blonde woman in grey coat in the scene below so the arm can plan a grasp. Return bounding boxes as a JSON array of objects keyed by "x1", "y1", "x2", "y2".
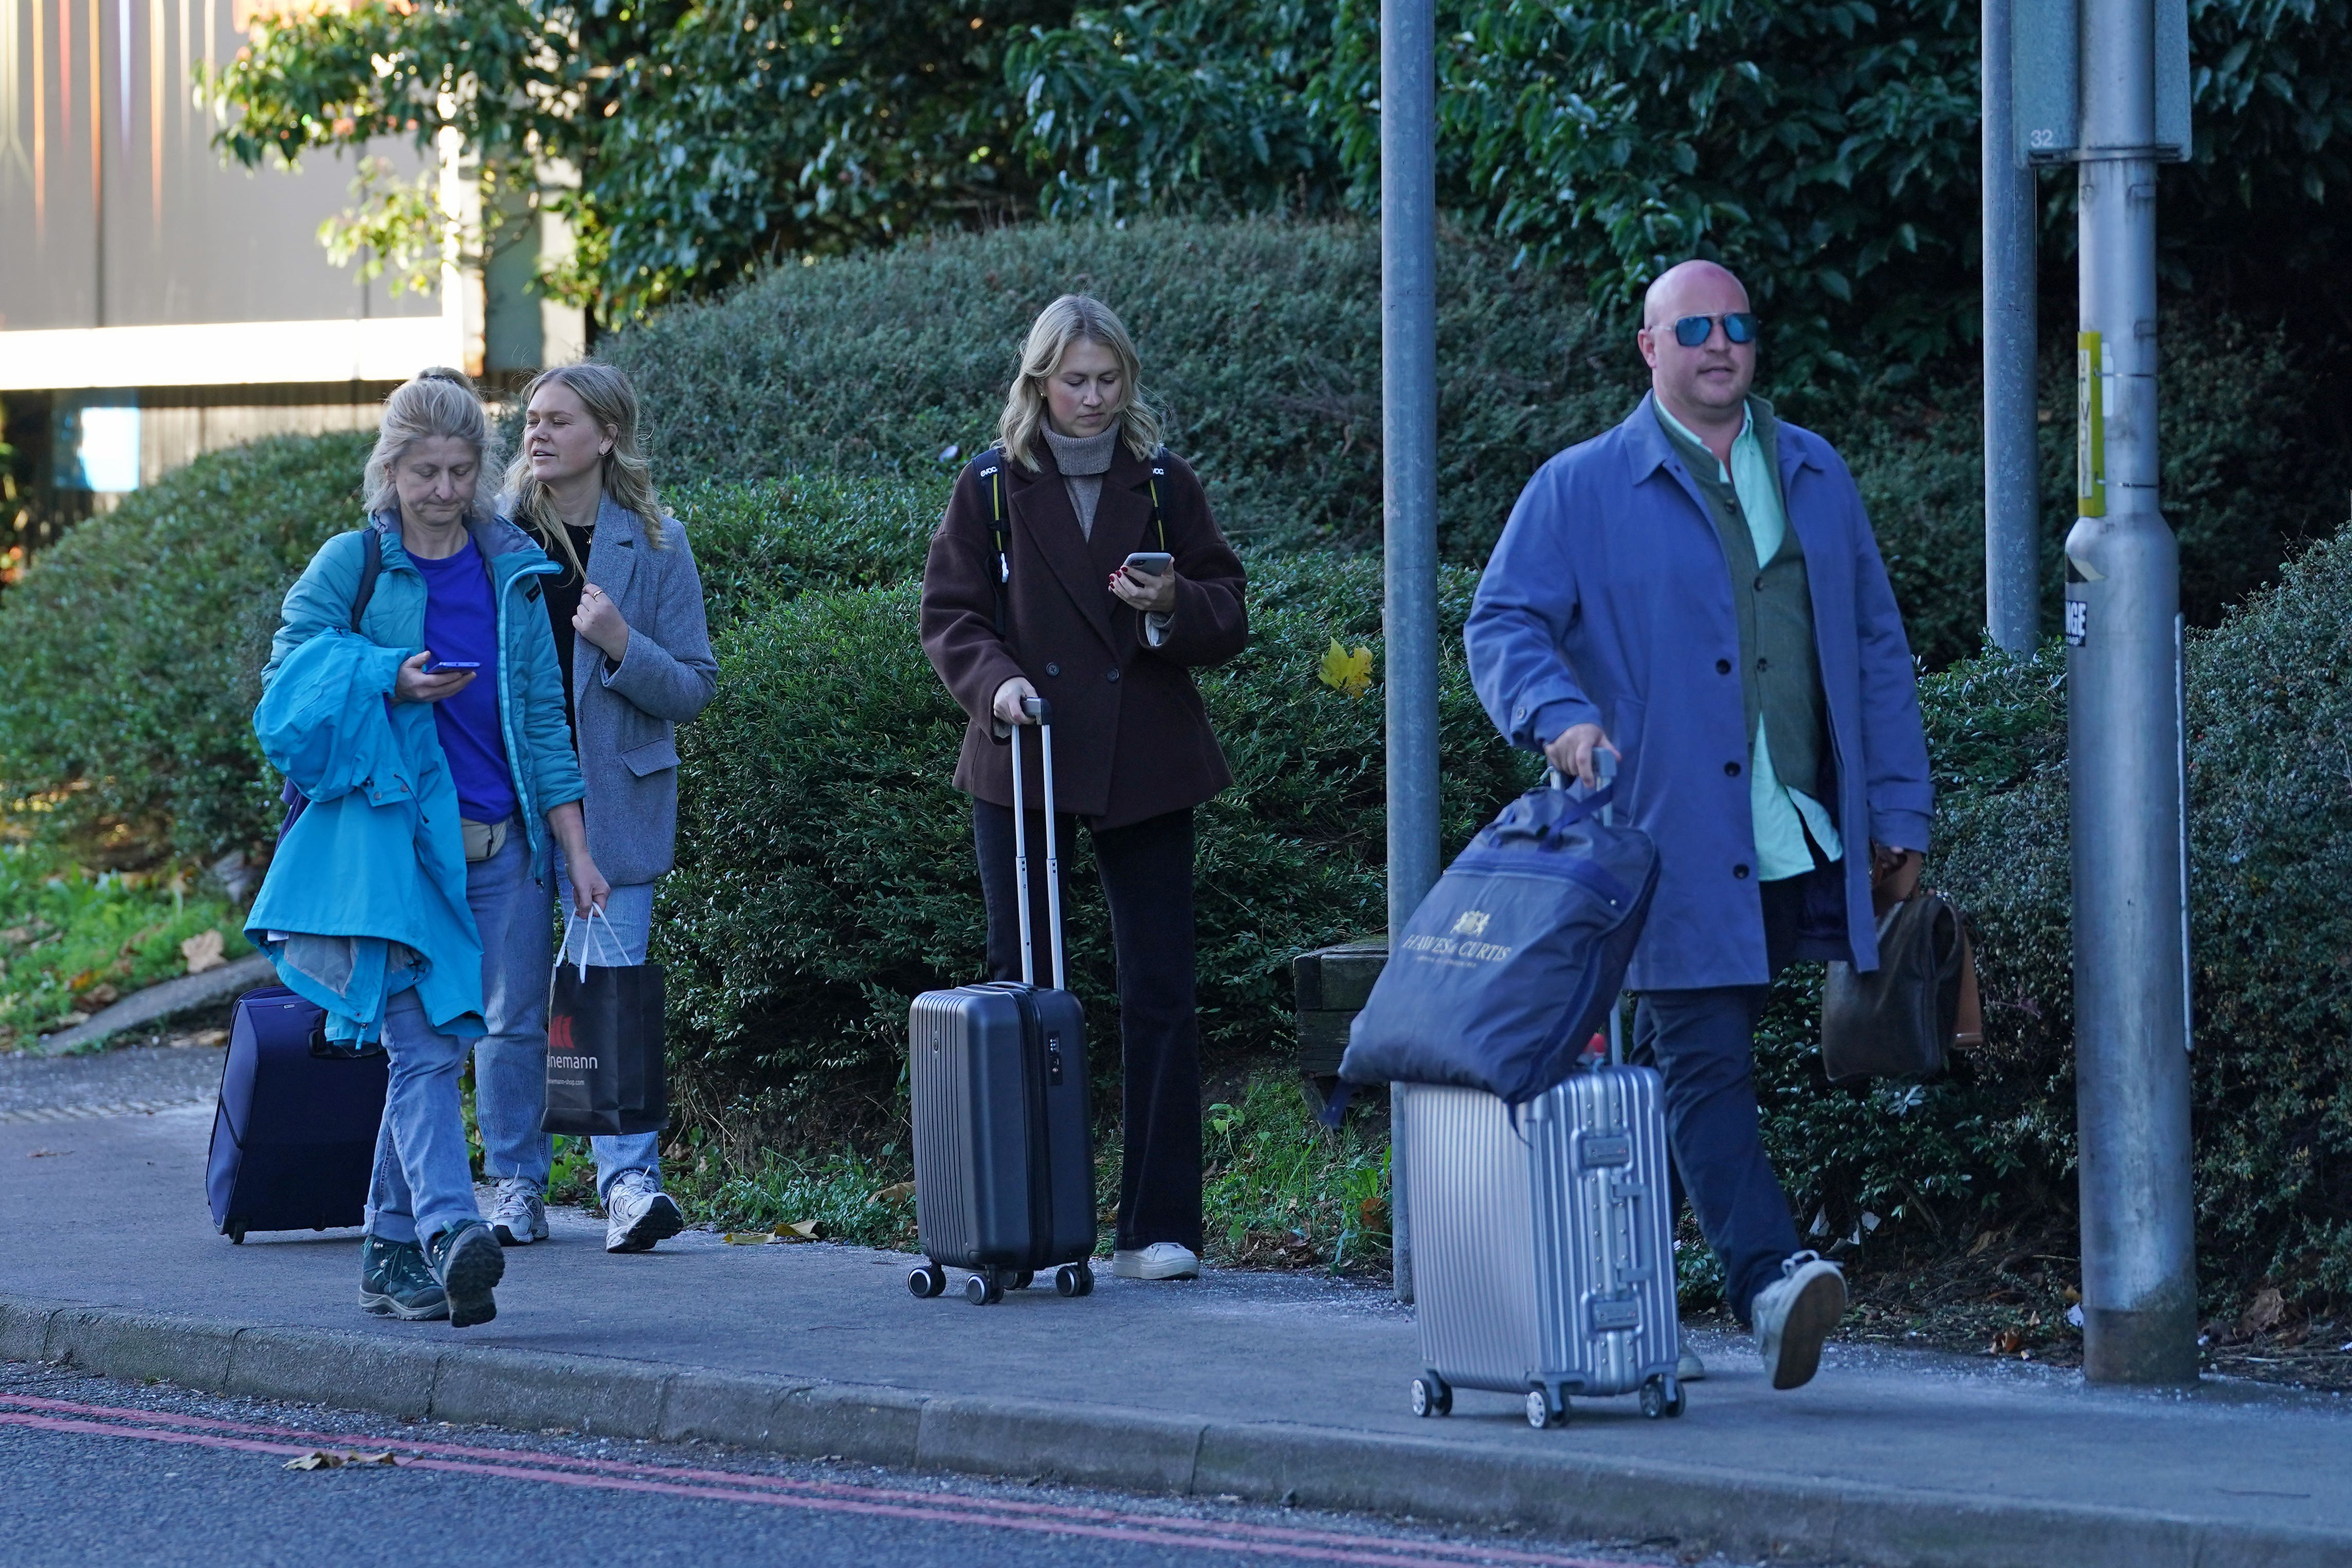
[{"x1": 473, "y1": 361, "x2": 718, "y2": 1254}]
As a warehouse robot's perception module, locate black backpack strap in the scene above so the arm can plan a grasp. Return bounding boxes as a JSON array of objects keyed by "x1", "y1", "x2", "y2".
[
  {"x1": 974, "y1": 448, "x2": 1010, "y2": 636},
  {"x1": 349, "y1": 527, "x2": 383, "y2": 634},
  {"x1": 1146, "y1": 447, "x2": 1168, "y2": 552}
]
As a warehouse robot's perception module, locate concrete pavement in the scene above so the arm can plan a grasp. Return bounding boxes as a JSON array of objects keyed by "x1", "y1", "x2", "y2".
[{"x1": 5, "y1": 1046, "x2": 2350, "y2": 1568}]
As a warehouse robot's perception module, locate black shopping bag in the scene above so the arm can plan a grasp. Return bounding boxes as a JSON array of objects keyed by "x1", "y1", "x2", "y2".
[{"x1": 544, "y1": 914, "x2": 669, "y2": 1137}]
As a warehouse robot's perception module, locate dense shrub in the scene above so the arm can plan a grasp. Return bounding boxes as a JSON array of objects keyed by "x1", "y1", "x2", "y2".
[
  {"x1": 607, "y1": 218, "x2": 2352, "y2": 666},
  {"x1": 0, "y1": 433, "x2": 372, "y2": 861},
  {"x1": 607, "y1": 217, "x2": 1634, "y2": 562},
  {"x1": 1752, "y1": 519, "x2": 2352, "y2": 1312},
  {"x1": 655, "y1": 548, "x2": 1533, "y2": 1114}
]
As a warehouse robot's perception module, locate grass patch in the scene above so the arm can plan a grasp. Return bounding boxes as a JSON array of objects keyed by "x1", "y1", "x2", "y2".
[
  {"x1": 645, "y1": 1063, "x2": 1391, "y2": 1276},
  {"x1": 0, "y1": 837, "x2": 253, "y2": 1050}
]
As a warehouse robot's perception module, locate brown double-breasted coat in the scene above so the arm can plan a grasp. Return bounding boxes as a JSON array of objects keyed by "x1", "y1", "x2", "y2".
[{"x1": 919, "y1": 439, "x2": 1248, "y2": 829}]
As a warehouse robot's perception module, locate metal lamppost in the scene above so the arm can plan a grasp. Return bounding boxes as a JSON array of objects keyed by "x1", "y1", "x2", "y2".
[
  {"x1": 1982, "y1": 0, "x2": 2040, "y2": 655},
  {"x1": 1381, "y1": 0, "x2": 1441, "y2": 1304},
  {"x1": 2018, "y1": 0, "x2": 2200, "y2": 1383}
]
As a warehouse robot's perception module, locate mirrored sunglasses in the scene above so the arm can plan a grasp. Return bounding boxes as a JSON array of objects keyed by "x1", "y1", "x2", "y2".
[{"x1": 1672, "y1": 312, "x2": 1761, "y2": 348}]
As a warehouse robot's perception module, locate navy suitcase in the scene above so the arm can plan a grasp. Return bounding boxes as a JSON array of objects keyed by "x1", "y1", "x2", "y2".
[
  {"x1": 907, "y1": 702, "x2": 1098, "y2": 1305},
  {"x1": 206, "y1": 985, "x2": 389, "y2": 1243}
]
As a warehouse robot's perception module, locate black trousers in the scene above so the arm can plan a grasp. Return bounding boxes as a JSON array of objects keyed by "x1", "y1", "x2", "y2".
[{"x1": 972, "y1": 800, "x2": 1202, "y2": 1255}]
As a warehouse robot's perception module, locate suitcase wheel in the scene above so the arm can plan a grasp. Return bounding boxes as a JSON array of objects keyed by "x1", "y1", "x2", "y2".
[
  {"x1": 1525, "y1": 1387, "x2": 1567, "y2": 1429},
  {"x1": 1053, "y1": 1263, "x2": 1095, "y2": 1299},
  {"x1": 907, "y1": 1262, "x2": 948, "y2": 1299},
  {"x1": 1642, "y1": 1375, "x2": 1686, "y2": 1420},
  {"x1": 1410, "y1": 1375, "x2": 1452, "y2": 1418},
  {"x1": 226, "y1": 1221, "x2": 248, "y2": 1245},
  {"x1": 1009, "y1": 1270, "x2": 1034, "y2": 1291},
  {"x1": 963, "y1": 1269, "x2": 1005, "y2": 1307}
]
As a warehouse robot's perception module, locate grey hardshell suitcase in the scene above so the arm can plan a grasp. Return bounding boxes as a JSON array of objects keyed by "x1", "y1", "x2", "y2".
[
  {"x1": 906, "y1": 700, "x2": 1099, "y2": 1305},
  {"x1": 1400, "y1": 1040, "x2": 1686, "y2": 1426},
  {"x1": 1400, "y1": 758, "x2": 1685, "y2": 1427}
]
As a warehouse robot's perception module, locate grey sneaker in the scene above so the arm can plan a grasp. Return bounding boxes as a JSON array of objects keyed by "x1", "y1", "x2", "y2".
[
  {"x1": 1751, "y1": 1250, "x2": 1846, "y2": 1390},
  {"x1": 490, "y1": 1178, "x2": 548, "y2": 1246},
  {"x1": 1110, "y1": 1243, "x2": 1200, "y2": 1280},
  {"x1": 1676, "y1": 1345, "x2": 1707, "y2": 1382},
  {"x1": 425, "y1": 1219, "x2": 505, "y2": 1328},
  {"x1": 358, "y1": 1233, "x2": 447, "y2": 1321},
  {"x1": 605, "y1": 1171, "x2": 684, "y2": 1254}
]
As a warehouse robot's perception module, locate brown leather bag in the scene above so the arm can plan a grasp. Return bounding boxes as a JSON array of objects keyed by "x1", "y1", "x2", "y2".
[{"x1": 1819, "y1": 855, "x2": 1983, "y2": 1085}]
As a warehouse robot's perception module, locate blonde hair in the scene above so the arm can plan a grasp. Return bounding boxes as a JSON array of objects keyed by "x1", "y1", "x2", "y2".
[
  {"x1": 363, "y1": 368, "x2": 504, "y2": 524},
  {"x1": 997, "y1": 295, "x2": 1164, "y2": 471},
  {"x1": 503, "y1": 362, "x2": 668, "y2": 578}
]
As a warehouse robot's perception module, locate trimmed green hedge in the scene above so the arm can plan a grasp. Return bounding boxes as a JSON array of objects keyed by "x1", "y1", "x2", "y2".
[
  {"x1": 0, "y1": 432, "x2": 371, "y2": 861},
  {"x1": 655, "y1": 549, "x2": 1532, "y2": 1110}
]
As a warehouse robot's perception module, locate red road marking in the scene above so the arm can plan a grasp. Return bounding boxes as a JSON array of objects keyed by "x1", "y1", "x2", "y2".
[{"x1": 0, "y1": 1395, "x2": 1644, "y2": 1568}]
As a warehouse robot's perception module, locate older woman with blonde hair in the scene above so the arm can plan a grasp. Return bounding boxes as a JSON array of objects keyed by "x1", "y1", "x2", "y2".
[
  {"x1": 920, "y1": 295, "x2": 1249, "y2": 1282},
  {"x1": 252, "y1": 367, "x2": 605, "y2": 1328},
  {"x1": 472, "y1": 360, "x2": 717, "y2": 1256}
]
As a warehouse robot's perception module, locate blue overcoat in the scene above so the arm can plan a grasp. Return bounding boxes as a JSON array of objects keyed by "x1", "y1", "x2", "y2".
[{"x1": 1464, "y1": 395, "x2": 1933, "y2": 991}]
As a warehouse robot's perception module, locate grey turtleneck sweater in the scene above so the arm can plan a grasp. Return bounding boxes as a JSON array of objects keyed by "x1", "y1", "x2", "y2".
[{"x1": 1043, "y1": 421, "x2": 1120, "y2": 539}]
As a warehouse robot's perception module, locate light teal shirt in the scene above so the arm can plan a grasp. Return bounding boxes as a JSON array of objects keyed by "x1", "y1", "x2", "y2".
[{"x1": 1655, "y1": 400, "x2": 1844, "y2": 880}]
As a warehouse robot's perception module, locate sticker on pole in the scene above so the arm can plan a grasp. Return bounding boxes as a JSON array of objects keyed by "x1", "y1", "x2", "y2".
[
  {"x1": 2064, "y1": 597, "x2": 2089, "y2": 646},
  {"x1": 2076, "y1": 331, "x2": 2106, "y2": 518}
]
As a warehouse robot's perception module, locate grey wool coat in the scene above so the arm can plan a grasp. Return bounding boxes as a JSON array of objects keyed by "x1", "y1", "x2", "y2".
[{"x1": 564, "y1": 493, "x2": 719, "y2": 886}]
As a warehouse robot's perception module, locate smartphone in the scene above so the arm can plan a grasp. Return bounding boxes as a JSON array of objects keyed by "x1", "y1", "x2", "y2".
[
  {"x1": 1122, "y1": 551, "x2": 1174, "y2": 577},
  {"x1": 423, "y1": 659, "x2": 481, "y2": 674}
]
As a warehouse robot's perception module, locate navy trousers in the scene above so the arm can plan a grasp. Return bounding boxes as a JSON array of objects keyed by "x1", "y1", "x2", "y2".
[
  {"x1": 973, "y1": 801, "x2": 1202, "y2": 1256},
  {"x1": 1633, "y1": 864, "x2": 1845, "y2": 1325}
]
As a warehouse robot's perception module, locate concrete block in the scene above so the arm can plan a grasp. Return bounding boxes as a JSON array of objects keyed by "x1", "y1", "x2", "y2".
[
  {"x1": 41, "y1": 1307, "x2": 241, "y2": 1392},
  {"x1": 0, "y1": 1296, "x2": 67, "y2": 1362},
  {"x1": 428, "y1": 1346, "x2": 672, "y2": 1437},
  {"x1": 767, "y1": 1380, "x2": 926, "y2": 1466},
  {"x1": 224, "y1": 1326, "x2": 440, "y2": 1419},
  {"x1": 917, "y1": 1395, "x2": 1204, "y2": 1493},
  {"x1": 658, "y1": 1369, "x2": 809, "y2": 1447}
]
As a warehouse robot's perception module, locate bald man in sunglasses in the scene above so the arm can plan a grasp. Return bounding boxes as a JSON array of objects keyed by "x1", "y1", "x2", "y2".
[{"x1": 1464, "y1": 259, "x2": 1932, "y2": 1391}]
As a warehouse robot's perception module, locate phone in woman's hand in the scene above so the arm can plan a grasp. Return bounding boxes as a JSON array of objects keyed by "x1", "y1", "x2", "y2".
[
  {"x1": 423, "y1": 659, "x2": 481, "y2": 674},
  {"x1": 1122, "y1": 551, "x2": 1173, "y2": 577}
]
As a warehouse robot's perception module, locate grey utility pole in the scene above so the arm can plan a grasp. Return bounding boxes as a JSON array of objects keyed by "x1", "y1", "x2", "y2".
[
  {"x1": 1982, "y1": 0, "x2": 2040, "y2": 654},
  {"x1": 2060, "y1": 0, "x2": 2199, "y2": 1383},
  {"x1": 1381, "y1": 0, "x2": 1441, "y2": 1306}
]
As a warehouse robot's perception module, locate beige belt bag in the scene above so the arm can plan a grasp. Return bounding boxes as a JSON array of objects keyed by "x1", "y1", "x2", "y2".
[{"x1": 460, "y1": 817, "x2": 510, "y2": 864}]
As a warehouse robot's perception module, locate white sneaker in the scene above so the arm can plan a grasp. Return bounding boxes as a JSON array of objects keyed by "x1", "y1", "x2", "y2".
[
  {"x1": 489, "y1": 1178, "x2": 548, "y2": 1246},
  {"x1": 1676, "y1": 1346, "x2": 1707, "y2": 1382},
  {"x1": 1751, "y1": 1250, "x2": 1846, "y2": 1390},
  {"x1": 1110, "y1": 1243, "x2": 1200, "y2": 1280},
  {"x1": 604, "y1": 1171, "x2": 684, "y2": 1254}
]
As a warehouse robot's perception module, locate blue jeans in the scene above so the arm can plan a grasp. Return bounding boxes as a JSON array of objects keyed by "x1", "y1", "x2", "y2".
[
  {"x1": 469, "y1": 853, "x2": 662, "y2": 1201},
  {"x1": 364, "y1": 823, "x2": 532, "y2": 1247}
]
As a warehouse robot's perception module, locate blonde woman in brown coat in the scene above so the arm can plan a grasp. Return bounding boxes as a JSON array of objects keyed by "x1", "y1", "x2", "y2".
[{"x1": 920, "y1": 294, "x2": 1248, "y2": 1280}]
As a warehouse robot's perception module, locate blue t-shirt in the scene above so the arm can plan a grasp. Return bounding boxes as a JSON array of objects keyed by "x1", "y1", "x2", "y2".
[{"x1": 412, "y1": 538, "x2": 519, "y2": 825}]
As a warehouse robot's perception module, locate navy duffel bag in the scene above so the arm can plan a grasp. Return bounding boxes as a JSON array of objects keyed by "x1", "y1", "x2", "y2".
[{"x1": 1333, "y1": 772, "x2": 1660, "y2": 1109}]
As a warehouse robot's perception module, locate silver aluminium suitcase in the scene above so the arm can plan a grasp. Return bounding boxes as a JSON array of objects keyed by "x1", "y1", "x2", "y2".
[{"x1": 1399, "y1": 1004, "x2": 1687, "y2": 1428}]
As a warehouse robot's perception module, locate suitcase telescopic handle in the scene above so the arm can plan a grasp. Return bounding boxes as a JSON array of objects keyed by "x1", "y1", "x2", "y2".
[{"x1": 1006, "y1": 697, "x2": 1066, "y2": 990}]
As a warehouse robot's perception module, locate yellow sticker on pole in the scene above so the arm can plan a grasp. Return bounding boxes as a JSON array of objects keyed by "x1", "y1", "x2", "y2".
[{"x1": 2077, "y1": 331, "x2": 2106, "y2": 518}]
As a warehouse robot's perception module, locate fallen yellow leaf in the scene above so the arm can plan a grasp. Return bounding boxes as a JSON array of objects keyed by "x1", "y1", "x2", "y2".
[
  {"x1": 1317, "y1": 640, "x2": 1375, "y2": 700},
  {"x1": 181, "y1": 929, "x2": 227, "y2": 976},
  {"x1": 871, "y1": 1182, "x2": 916, "y2": 1205},
  {"x1": 721, "y1": 1232, "x2": 771, "y2": 1246},
  {"x1": 772, "y1": 1219, "x2": 825, "y2": 1242}
]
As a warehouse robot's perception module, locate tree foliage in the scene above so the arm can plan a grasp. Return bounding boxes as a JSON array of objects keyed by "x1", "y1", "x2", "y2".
[{"x1": 215, "y1": 0, "x2": 2352, "y2": 352}]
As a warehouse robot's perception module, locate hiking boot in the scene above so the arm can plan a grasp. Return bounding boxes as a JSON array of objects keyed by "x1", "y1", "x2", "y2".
[
  {"x1": 604, "y1": 1171, "x2": 684, "y2": 1254},
  {"x1": 490, "y1": 1178, "x2": 548, "y2": 1246},
  {"x1": 358, "y1": 1233, "x2": 448, "y2": 1321},
  {"x1": 1676, "y1": 1345, "x2": 1707, "y2": 1382},
  {"x1": 425, "y1": 1219, "x2": 505, "y2": 1328},
  {"x1": 1752, "y1": 1250, "x2": 1846, "y2": 1390},
  {"x1": 1110, "y1": 1243, "x2": 1200, "y2": 1280}
]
